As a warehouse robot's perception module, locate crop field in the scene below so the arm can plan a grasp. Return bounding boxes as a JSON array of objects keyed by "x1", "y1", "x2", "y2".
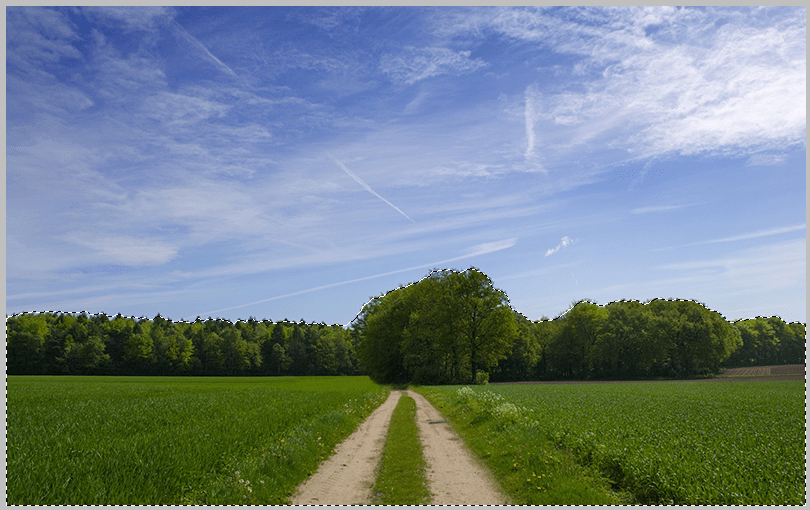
[
  {"x1": 721, "y1": 364, "x2": 804, "y2": 377},
  {"x1": 6, "y1": 376, "x2": 387, "y2": 505},
  {"x1": 420, "y1": 379, "x2": 805, "y2": 505}
]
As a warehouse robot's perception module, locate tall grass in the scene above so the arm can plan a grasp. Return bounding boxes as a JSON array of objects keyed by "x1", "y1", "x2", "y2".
[
  {"x1": 419, "y1": 380, "x2": 804, "y2": 505},
  {"x1": 6, "y1": 376, "x2": 387, "y2": 505}
]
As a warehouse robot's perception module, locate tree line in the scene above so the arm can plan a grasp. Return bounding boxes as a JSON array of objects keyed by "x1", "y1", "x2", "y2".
[
  {"x1": 492, "y1": 299, "x2": 805, "y2": 382},
  {"x1": 354, "y1": 268, "x2": 805, "y2": 384},
  {"x1": 5, "y1": 313, "x2": 361, "y2": 377},
  {"x1": 6, "y1": 268, "x2": 805, "y2": 381}
]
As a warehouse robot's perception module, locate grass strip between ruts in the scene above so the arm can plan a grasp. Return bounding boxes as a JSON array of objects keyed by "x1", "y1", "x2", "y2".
[{"x1": 371, "y1": 392, "x2": 431, "y2": 505}]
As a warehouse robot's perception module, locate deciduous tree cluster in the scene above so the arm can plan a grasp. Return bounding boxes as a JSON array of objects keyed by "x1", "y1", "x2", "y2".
[
  {"x1": 493, "y1": 299, "x2": 804, "y2": 382},
  {"x1": 5, "y1": 313, "x2": 360, "y2": 376},
  {"x1": 355, "y1": 268, "x2": 517, "y2": 385}
]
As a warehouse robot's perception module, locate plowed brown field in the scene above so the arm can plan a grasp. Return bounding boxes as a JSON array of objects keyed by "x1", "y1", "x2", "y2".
[
  {"x1": 720, "y1": 364, "x2": 805, "y2": 377},
  {"x1": 492, "y1": 365, "x2": 805, "y2": 385}
]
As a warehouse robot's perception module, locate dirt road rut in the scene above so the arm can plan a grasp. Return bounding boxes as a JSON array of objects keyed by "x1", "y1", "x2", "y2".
[
  {"x1": 291, "y1": 389, "x2": 507, "y2": 505},
  {"x1": 407, "y1": 390, "x2": 507, "y2": 505},
  {"x1": 291, "y1": 391, "x2": 401, "y2": 505}
]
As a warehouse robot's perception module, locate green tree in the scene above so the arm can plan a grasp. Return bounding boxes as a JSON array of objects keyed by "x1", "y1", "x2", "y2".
[
  {"x1": 221, "y1": 328, "x2": 250, "y2": 375},
  {"x1": 547, "y1": 300, "x2": 606, "y2": 379},
  {"x1": 492, "y1": 313, "x2": 540, "y2": 382},
  {"x1": 65, "y1": 335, "x2": 111, "y2": 375},
  {"x1": 356, "y1": 289, "x2": 412, "y2": 384},
  {"x1": 357, "y1": 268, "x2": 517, "y2": 385},
  {"x1": 648, "y1": 299, "x2": 740, "y2": 377}
]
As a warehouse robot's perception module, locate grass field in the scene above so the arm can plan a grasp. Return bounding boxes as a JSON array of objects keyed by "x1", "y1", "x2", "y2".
[
  {"x1": 418, "y1": 379, "x2": 805, "y2": 505},
  {"x1": 6, "y1": 376, "x2": 387, "y2": 505}
]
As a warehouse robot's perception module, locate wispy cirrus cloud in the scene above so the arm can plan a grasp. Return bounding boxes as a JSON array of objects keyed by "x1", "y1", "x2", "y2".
[
  {"x1": 703, "y1": 224, "x2": 806, "y2": 245},
  {"x1": 83, "y1": 6, "x2": 173, "y2": 32},
  {"x1": 655, "y1": 224, "x2": 806, "y2": 252},
  {"x1": 631, "y1": 204, "x2": 693, "y2": 215},
  {"x1": 380, "y1": 46, "x2": 488, "y2": 85},
  {"x1": 493, "y1": 7, "x2": 806, "y2": 163}
]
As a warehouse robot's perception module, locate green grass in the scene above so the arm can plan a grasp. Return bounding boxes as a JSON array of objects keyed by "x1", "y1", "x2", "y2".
[
  {"x1": 417, "y1": 380, "x2": 805, "y2": 505},
  {"x1": 372, "y1": 393, "x2": 431, "y2": 505},
  {"x1": 6, "y1": 375, "x2": 388, "y2": 505}
]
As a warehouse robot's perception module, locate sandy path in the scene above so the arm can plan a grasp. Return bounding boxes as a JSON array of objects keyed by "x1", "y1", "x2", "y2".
[
  {"x1": 407, "y1": 390, "x2": 508, "y2": 505},
  {"x1": 291, "y1": 390, "x2": 401, "y2": 505}
]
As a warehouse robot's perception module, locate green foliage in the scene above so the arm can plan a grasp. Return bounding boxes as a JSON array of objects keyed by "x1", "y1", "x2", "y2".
[
  {"x1": 5, "y1": 313, "x2": 362, "y2": 377},
  {"x1": 372, "y1": 394, "x2": 431, "y2": 504},
  {"x1": 6, "y1": 376, "x2": 387, "y2": 505},
  {"x1": 494, "y1": 299, "x2": 748, "y2": 381},
  {"x1": 725, "y1": 317, "x2": 805, "y2": 367},
  {"x1": 419, "y1": 381, "x2": 805, "y2": 505},
  {"x1": 356, "y1": 268, "x2": 518, "y2": 384}
]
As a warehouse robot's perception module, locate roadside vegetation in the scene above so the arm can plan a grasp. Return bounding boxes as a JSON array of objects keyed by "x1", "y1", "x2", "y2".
[
  {"x1": 418, "y1": 380, "x2": 805, "y2": 505},
  {"x1": 6, "y1": 376, "x2": 387, "y2": 505},
  {"x1": 372, "y1": 393, "x2": 431, "y2": 504}
]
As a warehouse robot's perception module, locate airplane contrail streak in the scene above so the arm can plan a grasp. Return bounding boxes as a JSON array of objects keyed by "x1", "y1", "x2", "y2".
[
  {"x1": 327, "y1": 152, "x2": 415, "y2": 223},
  {"x1": 187, "y1": 237, "x2": 518, "y2": 319},
  {"x1": 172, "y1": 20, "x2": 238, "y2": 78},
  {"x1": 525, "y1": 86, "x2": 536, "y2": 160}
]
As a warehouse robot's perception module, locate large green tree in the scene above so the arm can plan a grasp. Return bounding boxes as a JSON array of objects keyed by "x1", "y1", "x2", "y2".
[{"x1": 356, "y1": 268, "x2": 517, "y2": 384}]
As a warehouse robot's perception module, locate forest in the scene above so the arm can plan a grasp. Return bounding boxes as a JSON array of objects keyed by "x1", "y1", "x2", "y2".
[
  {"x1": 5, "y1": 268, "x2": 806, "y2": 380},
  {"x1": 5, "y1": 314, "x2": 360, "y2": 377}
]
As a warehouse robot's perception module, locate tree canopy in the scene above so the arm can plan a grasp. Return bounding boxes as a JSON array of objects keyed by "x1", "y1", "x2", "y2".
[{"x1": 355, "y1": 268, "x2": 517, "y2": 384}]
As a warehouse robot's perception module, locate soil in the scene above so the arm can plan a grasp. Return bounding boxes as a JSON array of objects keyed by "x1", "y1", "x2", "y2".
[
  {"x1": 407, "y1": 389, "x2": 508, "y2": 505},
  {"x1": 492, "y1": 365, "x2": 805, "y2": 385},
  {"x1": 291, "y1": 390, "x2": 401, "y2": 505},
  {"x1": 291, "y1": 389, "x2": 508, "y2": 505}
]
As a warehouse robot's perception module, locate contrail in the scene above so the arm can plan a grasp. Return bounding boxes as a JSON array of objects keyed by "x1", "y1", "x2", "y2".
[
  {"x1": 187, "y1": 237, "x2": 517, "y2": 319},
  {"x1": 524, "y1": 84, "x2": 538, "y2": 160},
  {"x1": 328, "y1": 152, "x2": 415, "y2": 223},
  {"x1": 172, "y1": 20, "x2": 238, "y2": 78}
]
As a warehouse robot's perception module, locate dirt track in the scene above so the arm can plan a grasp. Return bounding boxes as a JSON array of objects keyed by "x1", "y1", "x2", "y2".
[
  {"x1": 291, "y1": 389, "x2": 507, "y2": 505},
  {"x1": 407, "y1": 389, "x2": 507, "y2": 504},
  {"x1": 291, "y1": 390, "x2": 401, "y2": 505}
]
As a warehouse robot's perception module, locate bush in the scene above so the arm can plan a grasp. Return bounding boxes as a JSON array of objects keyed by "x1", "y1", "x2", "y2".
[{"x1": 475, "y1": 370, "x2": 489, "y2": 385}]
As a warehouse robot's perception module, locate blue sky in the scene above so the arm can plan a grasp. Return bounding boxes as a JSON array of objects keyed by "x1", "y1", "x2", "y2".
[{"x1": 6, "y1": 6, "x2": 806, "y2": 325}]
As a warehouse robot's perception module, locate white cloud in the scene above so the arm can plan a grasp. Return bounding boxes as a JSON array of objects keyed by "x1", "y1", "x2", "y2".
[
  {"x1": 142, "y1": 92, "x2": 230, "y2": 126},
  {"x1": 67, "y1": 234, "x2": 179, "y2": 266},
  {"x1": 704, "y1": 224, "x2": 806, "y2": 244},
  {"x1": 380, "y1": 46, "x2": 488, "y2": 85},
  {"x1": 545, "y1": 236, "x2": 573, "y2": 257},
  {"x1": 496, "y1": 7, "x2": 806, "y2": 161},
  {"x1": 657, "y1": 238, "x2": 806, "y2": 292},
  {"x1": 83, "y1": 6, "x2": 173, "y2": 32},
  {"x1": 746, "y1": 153, "x2": 788, "y2": 166},
  {"x1": 631, "y1": 204, "x2": 692, "y2": 214}
]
